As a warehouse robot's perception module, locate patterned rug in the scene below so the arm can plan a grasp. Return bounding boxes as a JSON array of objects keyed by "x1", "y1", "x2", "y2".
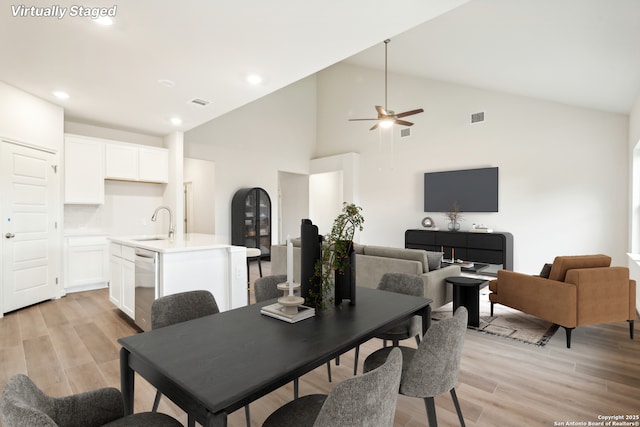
[{"x1": 432, "y1": 289, "x2": 559, "y2": 346}]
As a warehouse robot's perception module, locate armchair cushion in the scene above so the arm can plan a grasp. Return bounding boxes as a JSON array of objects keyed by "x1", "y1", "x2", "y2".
[{"x1": 548, "y1": 254, "x2": 611, "y2": 282}]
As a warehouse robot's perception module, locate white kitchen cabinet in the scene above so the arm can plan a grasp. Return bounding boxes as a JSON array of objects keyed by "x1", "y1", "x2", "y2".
[
  {"x1": 64, "y1": 135, "x2": 104, "y2": 204},
  {"x1": 64, "y1": 236, "x2": 109, "y2": 291},
  {"x1": 105, "y1": 141, "x2": 168, "y2": 183},
  {"x1": 105, "y1": 143, "x2": 138, "y2": 180},
  {"x1": 139, "y1": 147, "x2": 169, "y2": 183},
  {"x1": 109, "y1": 242, "x2": 135, "y2": 319}
]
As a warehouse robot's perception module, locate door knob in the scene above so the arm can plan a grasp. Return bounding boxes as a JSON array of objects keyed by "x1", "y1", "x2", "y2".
[{"x1": 5, "y1": 233, "x2": 15, "y2": 239}]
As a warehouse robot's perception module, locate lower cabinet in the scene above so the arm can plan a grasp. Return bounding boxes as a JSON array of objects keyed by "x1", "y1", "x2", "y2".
[
  {"x1": 65, "y1": 236, "x2": 109, "y2": 291},
  {"x1": 109, "y1": 243, "x2": 135, "y2": 319}
]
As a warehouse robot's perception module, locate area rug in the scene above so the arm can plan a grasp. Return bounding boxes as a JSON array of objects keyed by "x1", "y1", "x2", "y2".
[{"x1": 432, "y1": 289, "x2": 559, "y2": 346}]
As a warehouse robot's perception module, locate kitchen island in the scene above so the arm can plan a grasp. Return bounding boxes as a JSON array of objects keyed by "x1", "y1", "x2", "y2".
[{"x1": 109, "y1": 233, "x2": 247, "y2": 331}]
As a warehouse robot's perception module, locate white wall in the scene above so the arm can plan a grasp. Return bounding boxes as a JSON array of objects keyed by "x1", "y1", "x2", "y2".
[
  {"x1": 65, "y1": 121, "x2": 164, "y2": 147},
  {"x1": 0, "y1": 82, "x2": 64, "y2": 151},
  {"x1": 184, "y1": 76, "x2": 317, "y2": 245},
  {"x1": 315, "y1": 63, "x2": 629, "y2": 273}
]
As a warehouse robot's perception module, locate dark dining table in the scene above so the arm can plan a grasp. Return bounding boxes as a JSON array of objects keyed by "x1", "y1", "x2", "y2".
[{"x1": 118, "y1": 286, "x2": 432, "y2": 427}]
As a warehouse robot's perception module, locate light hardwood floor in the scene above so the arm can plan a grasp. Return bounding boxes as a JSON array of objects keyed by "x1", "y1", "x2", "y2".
[{"x1": 1, "y1": 262, "x2": 639, "y2": 426}]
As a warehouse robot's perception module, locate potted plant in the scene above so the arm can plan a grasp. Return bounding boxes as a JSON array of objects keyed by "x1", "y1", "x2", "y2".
[{"x1": 309, "y1": 203, "x2": 364, "y2": 309}]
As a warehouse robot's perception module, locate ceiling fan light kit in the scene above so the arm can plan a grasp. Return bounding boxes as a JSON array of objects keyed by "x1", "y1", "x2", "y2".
[{"x1": 349, "y1": 39, "x2": 424, "y2": 131}]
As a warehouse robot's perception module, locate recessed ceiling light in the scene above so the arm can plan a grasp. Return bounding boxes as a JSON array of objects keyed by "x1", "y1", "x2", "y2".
[
  {"x1": 247, "y1": 74, "x2": 262, "y2": 85},
  {"x1": 158, "y1": 79, "x2": 176, "y2": 88},
  {"x1": 170, "y1": 117, "x2": 182, "y2": 126},
  {"x1": 53, "y1": 91, "x2": 69, "y2": 100},
  {"x1": 94, "y1": 16, "x2": 113, "y2": 26}
]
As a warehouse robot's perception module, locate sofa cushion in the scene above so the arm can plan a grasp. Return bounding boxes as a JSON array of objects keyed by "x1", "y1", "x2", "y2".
[
  {"x1": 363, "y1": 246, "x2": 429, "y2": 273},
  {"x1": 548, "y1": 254, "x2": 611, "y2": 282}
]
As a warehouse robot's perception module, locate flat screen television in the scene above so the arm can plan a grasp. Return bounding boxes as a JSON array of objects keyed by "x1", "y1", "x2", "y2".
[{"x1": 424, "y1": 167, "x2": 498, "y2": 212}]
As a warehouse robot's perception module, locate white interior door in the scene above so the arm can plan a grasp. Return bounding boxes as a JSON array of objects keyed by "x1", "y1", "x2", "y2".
[{"x1": 1, "y1": 141, "x2": 59, "y2": 314}]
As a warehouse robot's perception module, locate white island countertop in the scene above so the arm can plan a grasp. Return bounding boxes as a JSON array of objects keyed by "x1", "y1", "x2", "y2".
[{"x1": 109, "y1": 233, "x2": 244, "y2": 253}]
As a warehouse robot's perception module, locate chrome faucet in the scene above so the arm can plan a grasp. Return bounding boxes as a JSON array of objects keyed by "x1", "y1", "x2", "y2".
[{"x1": 151, "y1": 206, "x2": 175, "y2": 239}]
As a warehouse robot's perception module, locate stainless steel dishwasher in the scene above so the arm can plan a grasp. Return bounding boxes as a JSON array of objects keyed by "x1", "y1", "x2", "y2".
[{"x1": 134, "y1": 248, "x2": 157, "y2": 332}]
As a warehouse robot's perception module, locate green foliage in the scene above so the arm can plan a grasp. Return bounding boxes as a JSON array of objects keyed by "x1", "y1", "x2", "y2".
[{"x1": 308, "y1": 203, "x2": 364, "y2": 310}]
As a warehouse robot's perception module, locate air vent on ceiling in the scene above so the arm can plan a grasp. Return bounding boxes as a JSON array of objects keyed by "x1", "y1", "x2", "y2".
[
  {"x1": 471, "y1": 111, "x2": 485, "y2": 124},
  {"x1": 190, "y1": 98, "x2": 211, "y2": 107},
  {"x1": 400, "y1": 128, "x2": 411, "y2": 138}
]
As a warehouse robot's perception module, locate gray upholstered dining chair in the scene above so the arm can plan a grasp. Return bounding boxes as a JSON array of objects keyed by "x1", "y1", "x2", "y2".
[
  {"x1": 363, "y1": 306, "x2": 468, "y2": 427},
  {"x1": 262, "y1": 347, "x2": 403, "y2": 427},
  {"x1": 151, "y1": 290, "x2": 243, "y2": 427},
  {"x1": 352, "y1": 272, "x2": 424, "y2": 375},
  {"x1": 0, "y1": 373, "x2": 183, "y2": 427},
  {"x1": 253, "y1": 274, "x2": 286, "y2": 303},
  {"x1": 253, "y1": 275, "x2": 333, "y2": 397}
]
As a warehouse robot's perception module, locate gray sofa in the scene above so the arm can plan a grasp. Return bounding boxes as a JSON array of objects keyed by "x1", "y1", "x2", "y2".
[{"x1": 271, "y1": 240, "x2": 460, "y2": 308}]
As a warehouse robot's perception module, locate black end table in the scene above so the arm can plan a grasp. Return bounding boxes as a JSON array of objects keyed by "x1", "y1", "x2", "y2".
[{"x1": 445, "y1": 276, "x2": 488, "y2": 327}]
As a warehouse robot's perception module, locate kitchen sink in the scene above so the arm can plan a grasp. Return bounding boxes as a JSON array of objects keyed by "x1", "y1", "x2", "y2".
[{"x1": 132, "y1": 237, "x2": 168, "y2": 242}]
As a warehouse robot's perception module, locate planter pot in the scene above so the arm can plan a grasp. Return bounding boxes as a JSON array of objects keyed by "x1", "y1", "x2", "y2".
[{"x1": 334, "y1": 240, "x2": 356, "y2": 306}]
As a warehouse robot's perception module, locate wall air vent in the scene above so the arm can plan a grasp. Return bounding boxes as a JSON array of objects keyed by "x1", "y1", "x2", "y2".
[
  {"x1": 190, "y1": 98, "x2": 211, "y2": 107},
  {"x1": 400, "y1": 128, "x2": 411, "y2": 138},
  {"x1": 471, "y1": 111, "x2": 485, "y2": 124}
]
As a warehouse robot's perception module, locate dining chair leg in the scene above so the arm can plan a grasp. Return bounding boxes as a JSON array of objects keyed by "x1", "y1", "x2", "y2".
[
  {"x1": 450, "y1": 388, "x2": 466, "y2": 427},
  {"x1": 245, "y1": 404, "x2": 251, "y2": 427},
  {"x1": 326, "y1": 361, "x2": 332, "y2": 382},
  {"x1": 353, "y1": 345, "x2": 360, "y2": 375},
  {"x1": 294, "y1": 378, "x2": 299, "y2": 399},
  {"x1": 424, "y1": 397, "x2": 438, "y2": 427},
  {"x1": 152, "y1": 390, "x2": 161, "y2": 412},
  {"x1": 187, "y1": 415, "x2": 196, "y2": 427}
]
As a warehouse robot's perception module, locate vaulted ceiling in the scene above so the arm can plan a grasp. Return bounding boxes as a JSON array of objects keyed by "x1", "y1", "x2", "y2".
[{"x1": 2, "y1": 0, "x2": 639, "y2": 137}]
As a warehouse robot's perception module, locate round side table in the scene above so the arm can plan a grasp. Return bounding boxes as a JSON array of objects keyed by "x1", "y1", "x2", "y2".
[{"x1": 445, "y1": 276, "x2": 487, "y2": 327}]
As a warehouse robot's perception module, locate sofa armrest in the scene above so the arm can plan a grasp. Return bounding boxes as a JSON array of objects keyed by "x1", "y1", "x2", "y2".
[
  {"x1": 418, "y1": 265, "x2": 460, "y2": 308},
  {"x1": 564, "y1": 266, "x2": 635, "y2": 324},
  {"x1": 491, "y1": 270, "x2": 577, "y2": 328}
]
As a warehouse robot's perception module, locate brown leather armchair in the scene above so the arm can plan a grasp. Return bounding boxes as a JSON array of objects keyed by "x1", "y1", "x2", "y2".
[{"x1": 488, "y1": 255, "x2": 636, "y2": 348}]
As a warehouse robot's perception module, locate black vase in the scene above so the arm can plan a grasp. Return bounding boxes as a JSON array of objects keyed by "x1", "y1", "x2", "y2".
[
  {"x1": 334, "y1": 240, "x2": 356, "y2": 306},
  {"x1": 300, "y1": 219, "x2": 322, "y2": 303}
]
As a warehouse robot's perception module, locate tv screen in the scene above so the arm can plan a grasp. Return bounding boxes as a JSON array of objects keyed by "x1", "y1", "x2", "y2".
[{"x1": 424, "y1": 167, "x2": 498, "y2": 212}]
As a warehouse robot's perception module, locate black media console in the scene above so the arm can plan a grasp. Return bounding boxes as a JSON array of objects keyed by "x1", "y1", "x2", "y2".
[{"x1": 405, "y1": 229, "x2": 513, "y2": 272}]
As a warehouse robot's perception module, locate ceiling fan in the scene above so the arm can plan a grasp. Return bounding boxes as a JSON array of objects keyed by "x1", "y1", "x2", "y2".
[{"x1": 349, "y1": 39, "x2": 424, "y2": 131}]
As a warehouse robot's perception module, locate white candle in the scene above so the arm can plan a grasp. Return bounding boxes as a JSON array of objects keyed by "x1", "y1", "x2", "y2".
[{"x1": 286, "y1": 235, "x2": 293, "y2": 296}]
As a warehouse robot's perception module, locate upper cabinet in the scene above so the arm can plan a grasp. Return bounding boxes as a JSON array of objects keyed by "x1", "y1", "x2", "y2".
[
  {"x1": 105, "y1": 142, "x2": 168, "y2": 183},
  {"x1": 64, "y1": 134, "x2": 169, "y2": 205},
  {"x1": 64, "y1": 134, "x2": 105, "y2": 204},
  {"x1": 138, "y1": 147, "x2": 169, "y2": 183}
]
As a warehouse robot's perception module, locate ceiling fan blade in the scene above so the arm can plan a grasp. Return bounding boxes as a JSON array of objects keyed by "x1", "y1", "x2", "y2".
[
  {"x1": 375, "y1": 105, "x2": 389, "y2": 117},
  {"x1": 348, "y1": 118, "x2": 378, "y2": 121},
  {"x1": 369, "y1": 122, "x2": 381, "y2": 131},
  {"x1": 395, "y1": 108, "x2": 424, "y2": 118},
  {"x1": 395, "y1": 120, "x2": 414, "y2": 127}
]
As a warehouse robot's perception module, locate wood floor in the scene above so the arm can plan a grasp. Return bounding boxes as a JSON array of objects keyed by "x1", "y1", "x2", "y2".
[{"x1": 1, "y1": 262, "x2": 639, "y2": 427}]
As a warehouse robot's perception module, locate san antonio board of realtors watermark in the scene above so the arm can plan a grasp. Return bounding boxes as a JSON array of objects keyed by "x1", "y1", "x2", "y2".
[{"x1": 10, "y1": 4, "x2": 117, "y2": 20}]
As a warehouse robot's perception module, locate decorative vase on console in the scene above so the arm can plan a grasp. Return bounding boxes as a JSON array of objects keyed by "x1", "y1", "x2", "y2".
[{"x1": 445, "y1": 202, "x2": 463, "y2": 232}]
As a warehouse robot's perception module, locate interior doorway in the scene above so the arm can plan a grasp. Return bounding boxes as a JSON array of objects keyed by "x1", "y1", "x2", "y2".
[{"x1": 183, "y1": 157, "x2": 215, "y2": 234}]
